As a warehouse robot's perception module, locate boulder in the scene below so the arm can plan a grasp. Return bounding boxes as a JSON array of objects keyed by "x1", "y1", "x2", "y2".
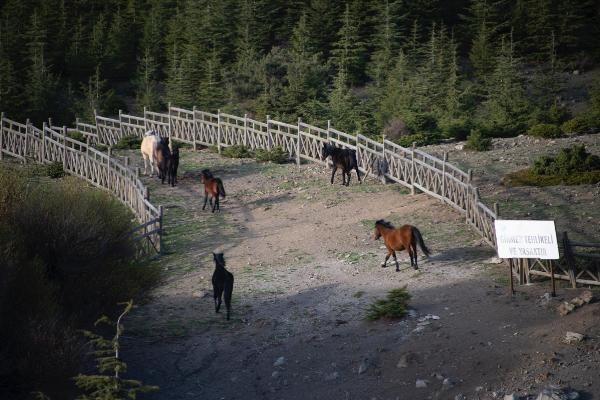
[{"x1": 564, "y1": 331, "x2": 585, "y2": 344}]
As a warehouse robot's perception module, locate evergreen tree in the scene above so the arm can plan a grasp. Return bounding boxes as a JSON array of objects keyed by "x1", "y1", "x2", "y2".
[
  {"x1": 197, "y1": 48, "x2": 226, "y2": 111},
  {"x1": 134, "y1": 47, "x2": 162, "y2": 112},
  {"x1": 305, "y1": 0, "x2": 342, "y2": 61},
  {"x1": 74, "y1": 66, "x2": 116, "y2": 122},
  {"x1": 368, "y1": 0, "x2": 401, "y2": 86},
  {"x1": 330, "y1": 3, "x2": 366, "y2": 86}
]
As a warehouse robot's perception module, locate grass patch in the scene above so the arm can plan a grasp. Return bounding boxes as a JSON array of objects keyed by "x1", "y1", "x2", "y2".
[
  {"x1": 255, "y1": 146, "x2": 290, "y2": 163},
  {"x1": 113, "y1": 135, "x2": 142, "y2": 150},
  {"x1": 366, "y1": 287, "x2": 411, "y2": 320},
  {"x1": 222, "y1": 144, "x2": 252, "y2": 158},
  {"x1": 353, "y1": 290, "x2": 365, "y2": 298},
  {"x1": 46, "y1": 161, "x2": 65, "y2": 178},
  {"x1": 503, "y1": 169, "x2": 600, "y2": 186}
]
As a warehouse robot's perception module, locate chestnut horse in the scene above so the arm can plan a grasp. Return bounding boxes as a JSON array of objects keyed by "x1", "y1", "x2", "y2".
[
  {"x1": 200, "y1": 169, "x2": 226, "y2": 212},
  {"x1": 373, "y1": 220, "x2": 430, "y2": 271}
]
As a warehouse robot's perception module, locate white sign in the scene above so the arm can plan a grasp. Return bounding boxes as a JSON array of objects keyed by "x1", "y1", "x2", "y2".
[{"x1": 494, "y1": 220, "x2": 559, "y2": 260}]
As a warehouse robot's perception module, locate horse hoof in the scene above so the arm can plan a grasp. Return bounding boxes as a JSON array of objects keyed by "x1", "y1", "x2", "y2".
[
  {"x1": 380, "y1": 264, "x2": 386, "y2": 268},
  {"x1": 396, "y1": 269, "x2": 400, "y2": 272}
]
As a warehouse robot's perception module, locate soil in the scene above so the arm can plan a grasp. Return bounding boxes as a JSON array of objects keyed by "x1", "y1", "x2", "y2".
[{"x1": 118, "y1": 135, "x2": 600, "y2": 400}]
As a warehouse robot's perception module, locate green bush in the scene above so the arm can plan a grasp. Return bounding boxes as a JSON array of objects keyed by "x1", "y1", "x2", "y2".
[
  {"x1": 439, "y1": 117, "x2": 472, "y2": 140},
  {"x1": 46, "y1": 161, "x2": 65, "y2": 178},
  {"x1": 67, "y1": 130, "x2": 86, "y2": 142},
  {"x1": 527, "y1": 123, "x2": 562, "y2": 138},
  {"x1": 222, "y1": 144, "x2": 251, "y2": 158},
  {"x1": 393, "y1": 132, "x2": 441, "y2": 148},
  {"x1": 366, "y1": 287, "x2": 411, "y2": 320},
  {"x1": 560, "y1": 116, "x2": 592, "y2": 135},
  {"x1": 255, "y1": 147, "x2": 289, "y2": 163},
  {"x1": 94, "y1": 143, "x2": 108, "y2": 152},
  {"x1": 503, "y1": 168, "x2": 600, "y2": 186},
  {"x1": 533, "y1": 145, "x2": 600, "y2": 176},
  {"x1": 0, "y1": 169, "x2": 159, "y2": 398},
  {"x1": 464, "y1": 129, "x2": 492, "y2": 151},
  {"x1": 113, "y1": 135, "x2": 142, "y2": 150}
]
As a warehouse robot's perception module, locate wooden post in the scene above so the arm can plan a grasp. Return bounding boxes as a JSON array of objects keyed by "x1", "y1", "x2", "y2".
[
  {"x1": 62, "y1": 125, "x2": 68, "y2": 170},
  {"x1": 48, "y1": 117, "x2": 53, "y2": 128},
  {"x1": 441, "y1": 152, "x2": 448, "y2": 202},
  {"x1": 168, "y1": 102, "x2": 172, "y2": 142},
  {"x1": 327, "y1": 120, "x2": 331, "y2": 142},
  {"x1": 550, "y1": 259, "x2": 556, "y2": 297},
  {"x1": 42, "y1": 122, "x2": 47, "y2": 163},
  {"x1": 158, "y1": 205, "x2": 164, "y2": 255},
  {"x1": 0, "y1": 112, "x2": 4, "y2": 160},
  {"x1": 25, "y1": 118, "x2": 31, "y2": 160},
  {"x1": 118, "y1": 109, "x2": 124, "y2": 140},
  {"x1": 144, "y1": 186, "x2": 149, "y2": 200},
  {"x1": 562, "y1": 231, "x2": 577, "y2": 288},
  {"x1": 143, "y1": 106, "x2": 149, "y2": 132},
  {"x1": 266, "y1": 115, "x2": 272, "y2": 150},
  {"x1": 192, "y1": 106, "x2": 197, "y2": 151},
  {"x1": 381, "y1": 135, "x2": 387, "y2": 184},
  {"x1": 135, "y1": 167, "x2": 140, "y2": 179},
  {"x1": 508, "y1": 258, "x2": 515, "y2": 295},
  {"x1": 217, "y1": 109, "x2": 222, "y2": 154},
  {"x1": 296, "y1": 117, "x2": 301, "y2": 165},
  {"x1": 466, "y1": 169, "x2": 473, "y2": 224},
  {"x1": 124, "y1": 156, "x2": 129, "y2": 167},
  {"x1": 244, "y1": 113, "x2": 248, "y2": 148},
  {"x1": 410, "y1": 142, "x2": 416, "y2": 195},
  {"x1": 107, "y1": 147, "x2": 112, "y2": 190}
]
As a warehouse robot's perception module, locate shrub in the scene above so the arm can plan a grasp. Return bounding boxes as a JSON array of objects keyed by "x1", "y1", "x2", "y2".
[
  {"x1": 113, "y1": 135, "x2": 142, "y2": 150},
  {"x1": 46, "y1": 161, "x2": 65, "y2": 178},
  {"x1": 366, "y1": 287, "x2": 411, "y2": 320},
  {"x1": 222, "y1": 144, "x2": 251, "y2": 158},
  {"x1": 560, "y1": 114, "x2": 598, "y2": 135},
  {"x1": 67, "y1": 130, "x2": 86, "y2": 142},
  {"x1": 255, "y1": 147, "x2": 289, "y2": 163},
  {"x1": 532, "y1": 145, "x2": 600, "y2": 176},
  {"x1": 94, "y1": 143, "x2": 108, "y2": 152},
  {"x1": 527, "y1": 123, "x2": 562, "y2": 138},
  {"x1": 393, "y1": 132, "x2": 441, "y2": 148},
  {"x1": 439, "y1": 117, "x2": 471, "y2": 141},
  {"x1": 464, "y1": 129, "x2": 492, "y2": 151},
  {"x1": 382, "y1": 118, "x2": 410, "y2": 139}
]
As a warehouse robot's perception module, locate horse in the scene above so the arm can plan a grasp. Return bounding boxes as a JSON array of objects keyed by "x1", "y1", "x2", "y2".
[
  {"x1": 167, "y1": 145, "x2": 179, "y2": 187},
  {"x1": 200, "y1": 169, "x2": 226, "y2": 213},
  {"x1": 373, "y1": 220, "x2": 430, "y2": 271},
  {"x1": 154, "y1": 137, "x2": 171, "y2": 184},
  {"x1": 321, "y1": 143, "x2": 361, "y2": 186},
  {"x1": 211, "y1": 252, "x2": 234, "y2": 320},
  {"x1": 141, "y1": 130, "x2": 160, "y2": 176}
]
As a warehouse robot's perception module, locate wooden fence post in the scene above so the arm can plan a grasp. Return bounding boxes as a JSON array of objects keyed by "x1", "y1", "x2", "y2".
[
  {"x1": 0, "y1": 112, "x2": 4, "y2": 160},
  {"x1": 441, "y1": 152, "x2": 448, "y2": 202},
  {"x1": 158, "y1": 205, "x2": 164, "y2": 255},
  {"x1": 326, "y1": 120, "x2": 331, "y2": 143},
  {"x1": 143, "y1": 107, "x2": 149, "y2": 132},
  {"x1": 144, "y1": 186, "x2": 149, "y2": 200},
  {"x1": 25, "y1": 118, "x2": 31, "y2": 161},
  {"x1": 107, "y1": 147, "x2": 112, "y2": 191},
  {"x1": 192, "y1": 106, "x2": 197, "y2": 151},
  {"x1": 119, "y1": 109, "x2": 124, "y2": 139},
  {"x1": 217, "y1": 109, "x2": 222, "y2": 154},
  {"x1": 168, "y1": 102, "x2": 172, "y2": 142},
  {"x1": 62, "y1": 125, "x2": 68, "y2": 170},
  {"x1": 42, "y1": 122, "x2": 47, "y2": 163},
  {"x1": 410, "y1": 142, "x2": 416, "y2": 195},
  {"x1": 266, "y1": 115, "x2": 272, "y2": 149},
  {"x1": 135, "y1": 167, "x2": 140, "y2": 179},
  {"x1": 296, "y1": 117, "x2": 301, "y2": 165},
  {"x1": 381, "y1": 135, "x2": 386, "y2": 184},
  {"x1": 562, "y1": 231, "x2": 577, "y2": 288},
  {"x1": 466, "y1": 169, "x2": 473, "y2": 224},
  {"x1": 244, "y1": 113, "x2": 248, "y2": 148}
]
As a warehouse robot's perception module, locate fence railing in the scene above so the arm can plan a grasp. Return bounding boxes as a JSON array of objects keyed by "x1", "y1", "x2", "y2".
[
  {"x1": 0, "y1": 113, "x2": 163, "y2": 256},
  {"x1": 3, "y1": 105, "x2": 597, "y2": 286}
]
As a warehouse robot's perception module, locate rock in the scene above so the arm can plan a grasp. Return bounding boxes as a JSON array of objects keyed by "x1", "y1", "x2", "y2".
[
  {"x1": 475, "y1": 386, "x2": 484, "y2": 392},
  {"x1": 415, "y1": 379, "x2": 428, "y2": 388},
  {"x1": 324, "y1": 371, "x2": 339, "y2": 381},
  {"x1": 192, "y1": 290, "x2": 206, "y2": 298},
  {"x1": 358, "y1": 361, "x2": 368, "y2": 374},
  {"x1": 432, "y1": 372, "x2": 444, "y2": 381},
  {"x1": 455, "y1": 144, "x2": 464, "y2": 150},
  {"x1": 396, "y1": 355, "x2": 408, "y2": 368},
  {"x1": 408, "y1": 309, "x2": 418, "y2": 318},
  {"x1": 568, "y1": 392, "x2": 580, "y2": 400},
  {"x1": 536, "y1": 386, "x2": 569, "y2": 400},
  {"x1": 273, "y1": 356, "x2": 286, "y2": 367},
  {"x1": 564, "y1": 331, "x2": 585, "y2": 344},
  {"x1": 271, "y1": 371, "x2": 280, "y2": 379},
  {"x1": 557, "y1": 302, "x2": 575, "y2": 316},
  {"x1": 417, "y1": 314, "x2": 440, "y2": 322},
  {"x1": 570, "y1": 297, "x2": 585, "y2": 307},
  {"x1": 455, "y1": 395, "x2": 467, "y2": 400},
  {"x1": 504, "y1": 395, "x2": 519, "y2": 400},
  {"x1": 486, "y1": 257, "x2": 503, "y2": 264},
  {"x1": 580, "y1": 290, "x2": 594, "y2": 303},
  {"x1": 573, "y1": 70, "x2": 579, "y2": 75},
  {"x1": 443, "y1": 377, "x2": 455, "y2": 387}
]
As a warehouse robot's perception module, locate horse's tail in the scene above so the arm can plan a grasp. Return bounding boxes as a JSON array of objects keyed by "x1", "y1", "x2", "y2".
[
  {"x1": 412, "y1": 226, "x2": 430, "y2": 257},
  {"x1": 216, "y1": 178, "x2": 226, "y2": 197}
]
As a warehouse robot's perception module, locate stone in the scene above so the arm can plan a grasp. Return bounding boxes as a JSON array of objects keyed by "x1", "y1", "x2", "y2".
[
  {"x1": 536, "y1": 386, "x2": 569, "y2": 400},
  {"x1": 564, "y1": 331, "x2": 585, "y2": 344},
  {"x1": 504, "y1": 395, "x2": 519, "y2": 400},
  {"x1": 455, "y1": 144, "x2": 465, "y2": 150},
  {"x1": 557, "y1": 302, "x2": 575, "y2": 316},
  {"x1": 415, "y1": 379, "x2": 428, "y2": 388},
  {"x1": 432, "y1": 372, "x2": 444, "y2": 381},
  {"x1": 580, "y1": 290, "x2": 594, "y2": 304},
  {"x1": 442, "y1": 377, "x2": 455, "y2": 387},
  {"x1": 358, "y1": 361, "x2": 368, "y2": 374},
  {"x1": 271, "y1": 371, "x2": 280, "y2": 379},
  {"x1": 455, "y1": 395, "x2": 467, "y2": 400},
  {"x1": 567, "y1": 392, "x2": 580, "y2": 400},
  {"x1": 570, "y1": 297, "x2": 585, "y2": 307},
  {"x1": 324, "y1": 372, "x2": 339, "y2": 381},
  {"x1": 192, "y1": 290, "x2": 206, "y2": 298},
  {"x1": 273, "y1": 356, "x2": 286, "y2": 367},
  {"x1": 396, "y1": 355, "x2": 408, "y2": 368}
]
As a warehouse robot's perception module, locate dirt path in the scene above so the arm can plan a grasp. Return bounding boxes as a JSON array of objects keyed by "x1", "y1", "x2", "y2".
[{"x1": 120, "y1": 148, "x2": 599, "y2": 400}]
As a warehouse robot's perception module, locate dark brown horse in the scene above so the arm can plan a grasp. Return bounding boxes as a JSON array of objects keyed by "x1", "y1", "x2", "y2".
[
  {"x1": 373, "y1": 220, "x2": 430, "y2": 271},
  {"x1": 322, "y1": 143, "x2": 361, "y2": 186},
  {"x1": 154, "y1": 137, "x2": 171, "y2": 184},
  {"x1": 167, "y1": 145, "x2": 179, "y2": 187},
  {"x1": 211, "y1": 253, "x2": 234, "y2": 320},
  {"x1": 200, "y1": 169, "x2": 226, "y2": 212}
]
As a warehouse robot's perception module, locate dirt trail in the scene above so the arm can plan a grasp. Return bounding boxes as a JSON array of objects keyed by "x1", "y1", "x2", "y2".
[{"x1": 121, "y1": 148, "x2": 599, "y2": 400}]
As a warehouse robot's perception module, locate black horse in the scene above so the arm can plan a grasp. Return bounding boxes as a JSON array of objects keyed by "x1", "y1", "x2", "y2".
[
  {"x1": 154, "y1": 137, "x2": 171, "y2": 184},
  {"x1": 211, "y1": 253, "x2": 234, "y2": 320},
  {"x1": 322, "y1": 143, "x2": 362, "y2": 186},
  {"x1": 167, "y1": 145, "x2": 179, "y2": 187}
]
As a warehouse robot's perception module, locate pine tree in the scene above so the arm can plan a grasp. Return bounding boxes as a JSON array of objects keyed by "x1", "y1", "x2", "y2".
[
  {"x1": 0, "y1": 29, "x2": 19, "y2": 116},
  {"x1": 197, "y1": 48, "x2": 226, "y2": 111},
  {"x1": 74, "y1": 66, "x2": 116, "y2": 122},
  {"x1": 330, "y1": 3, "x2": 365, "y2": 86},
  {"x1": 305, "y1": 0, "x2": 342, "y2": 61},
  {"x1": 134, "y1": 47, "x2": 162, "y2": 112},
  {"x1": 368, "y1": 0, "x2": 401, "y2": 86}
]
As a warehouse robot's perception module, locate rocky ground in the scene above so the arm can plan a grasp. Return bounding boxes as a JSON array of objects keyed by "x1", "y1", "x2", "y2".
[{"x1": 116, "y1": 135, "x2": 599, "y2": 400}]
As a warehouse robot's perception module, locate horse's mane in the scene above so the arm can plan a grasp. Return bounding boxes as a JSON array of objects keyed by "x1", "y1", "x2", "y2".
[{"x1": 375, "y1": 219, "x2": 394, "y2": 229}]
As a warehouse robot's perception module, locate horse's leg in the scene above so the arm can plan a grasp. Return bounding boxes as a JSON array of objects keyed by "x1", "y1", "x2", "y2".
[
  {"x1": 409, "y1": 247, "x2": 418, "y2": 270},
  {"x1": 330, "y1": 166, "x2": 337, "y2": 185},
  {"x1": 212, "y1": 195, "x2": 218, "y2": 213},
  {"x1": 216, "y1": 291, "x2": 222, "y2": 313},
  {"x1": 346, "y1": 170, "x2": 351, "y2": 186},
  {"x1": 381, "y1": 250, "x2": 392, "y2": 268},
  {"x1": 203, "y1": 193, "x2": 208, "y2": 210},
  {"x1": 412, "y1": 242, "x2": 418, "y2": 269},
  {"x1": 355, "y1": 165, "x2": 362, "y2": 183},
  {"x1": 393, "y1": 251, "x2": 400, "y2": 272}
]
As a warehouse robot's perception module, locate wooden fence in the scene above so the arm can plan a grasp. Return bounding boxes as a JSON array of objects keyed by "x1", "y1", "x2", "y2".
[
  {"x1": 0, "y1": 113, "x2": 163, "y2": 255},
  {"x1": 2, "y1": 105, "x2": 598, "y2": 286}
]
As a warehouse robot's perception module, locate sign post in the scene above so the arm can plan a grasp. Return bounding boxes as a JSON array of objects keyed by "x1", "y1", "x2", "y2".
[{"x1": 494, "y1": 220, "x2": 560, "y2": 296}]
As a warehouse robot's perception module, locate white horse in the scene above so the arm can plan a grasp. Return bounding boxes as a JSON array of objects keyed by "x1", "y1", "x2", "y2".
[{"x1": 141, "y1": 130, "x2": 160, "y2": 176}]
